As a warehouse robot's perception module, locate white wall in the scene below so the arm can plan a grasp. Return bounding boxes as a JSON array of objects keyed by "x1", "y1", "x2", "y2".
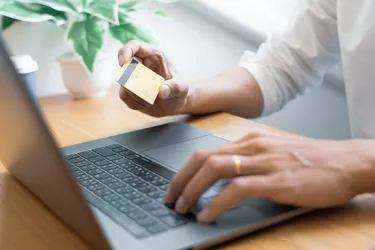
[{"x1": 2, "y1": 3, "x2": 351, "y2": 139}]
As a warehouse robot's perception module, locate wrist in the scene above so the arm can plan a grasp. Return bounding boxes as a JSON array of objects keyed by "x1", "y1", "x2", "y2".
[{"x1": 347, "y1": 140, "x2": 375, "y2": 195}]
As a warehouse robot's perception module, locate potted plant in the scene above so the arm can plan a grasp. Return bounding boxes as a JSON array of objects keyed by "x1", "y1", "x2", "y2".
[{"x1": 0, "y1": 0, "x2": 175, "y2": 98}]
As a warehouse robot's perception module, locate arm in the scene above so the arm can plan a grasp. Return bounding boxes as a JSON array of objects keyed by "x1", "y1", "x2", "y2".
[
  {"x1": 182, "y1": 0, "x2": 341, "y2": 118},
  {"x1": 181, "y1": 67, "x2": 264, "y2": 118}
]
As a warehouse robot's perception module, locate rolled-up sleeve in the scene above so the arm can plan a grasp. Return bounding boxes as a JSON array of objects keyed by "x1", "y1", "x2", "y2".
[{"x1": 239, "y1": 0, "x2": 340, "y2": 116}]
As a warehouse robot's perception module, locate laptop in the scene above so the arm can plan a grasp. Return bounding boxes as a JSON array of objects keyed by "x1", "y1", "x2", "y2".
[{"x1": 0, "y1": 35, "x2": 312, "y2": 250}]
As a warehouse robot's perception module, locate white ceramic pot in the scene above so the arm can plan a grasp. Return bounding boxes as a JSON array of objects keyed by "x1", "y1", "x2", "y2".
[{"x1": 58, "y1": 51, "x2": 118, "y2": 99}]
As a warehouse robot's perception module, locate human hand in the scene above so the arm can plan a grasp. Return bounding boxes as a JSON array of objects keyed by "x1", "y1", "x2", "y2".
[
  {"x1": 165, "y1": 130, "x2": 374, "y2": 223},
  {"x1": 118, "y1": 40, "x2": 189, "y2": 117}
]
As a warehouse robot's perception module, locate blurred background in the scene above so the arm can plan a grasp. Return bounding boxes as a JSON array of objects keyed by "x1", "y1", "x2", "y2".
[{"x1": 2, "y1": 0, "x2": 350, "y2": 140}]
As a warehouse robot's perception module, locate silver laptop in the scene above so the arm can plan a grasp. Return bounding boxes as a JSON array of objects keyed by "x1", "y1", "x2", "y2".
[{"x1": 0, "y1": 34, "x2": 312, "y2": 250}]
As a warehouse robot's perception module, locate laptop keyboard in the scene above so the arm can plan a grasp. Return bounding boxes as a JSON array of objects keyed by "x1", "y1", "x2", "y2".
[{"x1": 64, "y1": 144, "x2": 204, "y2": 239}]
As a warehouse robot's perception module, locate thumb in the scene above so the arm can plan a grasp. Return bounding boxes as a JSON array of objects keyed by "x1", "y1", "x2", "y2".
[{"x1": 159, "y1": 79, "x2": 188, "y2": 100}]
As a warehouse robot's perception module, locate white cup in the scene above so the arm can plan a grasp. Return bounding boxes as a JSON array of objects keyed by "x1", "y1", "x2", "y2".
[{"x1": 11, "y1": 55, "x2": 39, "y2": 103}]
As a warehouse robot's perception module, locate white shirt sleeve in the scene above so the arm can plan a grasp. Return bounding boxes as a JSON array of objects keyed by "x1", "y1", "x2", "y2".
[{"x1": 239, "y1": 0, "x2": 340, "y2": 116}]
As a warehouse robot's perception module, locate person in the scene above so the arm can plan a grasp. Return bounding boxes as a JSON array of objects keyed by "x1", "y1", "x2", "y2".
[{"x1": 117, "y1": 0, "x2": 375, "y2": 224}]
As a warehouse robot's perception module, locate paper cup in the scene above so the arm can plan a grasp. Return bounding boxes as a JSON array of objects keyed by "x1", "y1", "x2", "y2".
[{"x1": 11, "y1": 55, "x2": 39, "y2": 103}]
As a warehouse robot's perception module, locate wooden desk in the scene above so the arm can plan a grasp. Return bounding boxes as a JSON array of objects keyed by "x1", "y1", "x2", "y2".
[{"x1": 1, "y1": 85, "x2": 375, "y2": 250}]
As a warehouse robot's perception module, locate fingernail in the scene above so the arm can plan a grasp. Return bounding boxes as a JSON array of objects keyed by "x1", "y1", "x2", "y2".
[
  {"x1": 198, "y1": 208, "x2": 212, "y2": 223},
  {"x1": 175, "y1": 196, "x2": 187, "y2": 214},
  {"x1": 118, "y1": 55, "x2": 124, "y2": 66},
  {"x1": 125, "y1": 48, "x2": 132, "y2": 59},
  {"x1": 159, "y1": 84, "x2": 171, "y2": 99},
  {"x1": 164, "y1": 188, "x2": 173, "y2": 204}
]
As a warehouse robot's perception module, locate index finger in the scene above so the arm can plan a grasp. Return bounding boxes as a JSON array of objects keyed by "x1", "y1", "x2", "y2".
[{"x1": 118, "y1": 40, "x2": 159, "y2": 66}]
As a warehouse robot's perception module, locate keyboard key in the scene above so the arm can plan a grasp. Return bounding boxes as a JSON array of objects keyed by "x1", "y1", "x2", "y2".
[
  {"x1": 86, "y1": 183, "x2": 105, "y2": 192},
  {"x1": 107, "y1": 167, "x2": 125, "y2": 175},
  {"x1": 155, "y1": 197, "x2": 165, "y2": 204},
  {"x1": 125, "y1": 153, "x2": 141, "y2": 160},
  {"x1": 137, "y1": 169, "x2": 152, "y2": 178},
  {"x1": 95, "y1": 160, "x2": 111, "y2": 167},
  {"x1": 111, "y1": 146, "x2": 128, "y2": 153},
  {"x1": 110, "y1": 198, "x2": 130, "y2": 208},
  {"x1": 101, "y1": 177, "x2": 118, "y2": 184},
  {"x1": 93, "y1": 147, "x2": 116, "y2": 157},
  {"x1": 116, "y1": 186, "x2": 134, "y2": 195},
  {"x1": 147, "y1": 190, "x2": 164, "y2": 199},
  {"x1": 113, "y1": 158, "x2": 130, "y2": 165},
  {"x1": 141, "y1": 174, "x2": 161, "y2": 182},
  {"x1": 151, "y1": 178, "x2": 169, "y2": 187},
  {"x1": 80, "y1": 178, "x2": 98, "y2": 187},
  {"x1": 132, "y1": 196, "x2": 152, "y2": 206},
  {"x1": 115, "y1": 172, "x2": 132, "y2": 179},
  {"x1": 78, "y1": 151, "x2": 98, "y2": 159},
  {"x1": 118, "y1": 150, "x2": 134, "y2": 156},
  {"x1": 151, "y1": 207, "x2": 174, "y2": 217},
  {"x1": 127, "y1": 210, "x2": 148, "y2": 221},
  {"x1": 129, "y1": 181, "x2": 148, "y2": 189},
  {"x1": 65, "y1": 154, "x2": 79, "y2": 160},
  {"x1": 106, "y1": 144, "x2": 122, "y2": 150},
  {"x1": 87, "y1": 168, "x2": 102, "y2": 176},
  {"x1": 94, "y1": 188, "x2": 112, "y2": 197},
  {"x1": 119, "y1": 204, "x2": 138, "y2": 214},
  {"x1": 100, "y1": 164, "x2": 117, "y2": 171},
  {"x1": 122, "y1": 176, "x2": 140, "y2": 184},
  {"x1": 138, "y1": 185, "x2": 158, "y2": 194},
  {"x1": 93, "y1": 172, "x2": 111, "y2": 180},
  {"x1": 123, "y1": 191, "x2": 143, "y2": 201},
  {"x1": 88, "y1": 156, "x2": 105, "y2": 163},
  {"x1": 68, "y1": 157, "x2": 86, "y2": 163},
  {"x1": 127, "y1": 166, "x2": 144, "y2": 175},
  {"x1": 136, "y1": 216, "x2": 158, "y2": 227},
  {"x1": 158, "y1": 184, "x2": 169, "y2": 192},
  {"x1": 146, "y1": 223, "x2": 167, "y2": 234},
  {"x1": 108, "y1": 181, "x2": 126, "y2": 190},
  {"x1": 160, "y1": 214, "x2": 187, "y2": 227},
  {"x1": 75, "y1": 160, "x2": 92, "y2": 167},
  {"x1": 133, "y1": 157, "x2": 151, "y2": 166},
  {"x1": 141, "y1": 202, "x2": 164, "y2": 211},
  {"x1": 106, "y1": 154, "x2": 123, "y2": 161},
  {"x1": 80, "y1": 164, "x2": 96, "y2": 171},
  {"x1": 72, "y1": 170, "x2": 85, "y2": 177},
  {"x1": 76, "y1": 174, "x2": 90, "y2": 182},
  {"x1": 102, "y1": 193, "x2": 121, "y2": 202}
]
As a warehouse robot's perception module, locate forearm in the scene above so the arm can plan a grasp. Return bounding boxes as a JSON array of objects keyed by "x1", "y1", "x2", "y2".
[{"x1": 181, "y1": 67, "x2": 264, "y2": 118}]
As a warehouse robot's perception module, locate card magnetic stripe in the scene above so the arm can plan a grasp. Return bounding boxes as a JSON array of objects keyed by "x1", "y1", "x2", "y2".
[{"x1": 118, "y1": 59, "x2": 139, "y2": 86}]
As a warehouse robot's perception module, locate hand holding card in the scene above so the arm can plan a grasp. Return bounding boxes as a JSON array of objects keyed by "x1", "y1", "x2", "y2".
[{"x1": 116, "y1": 58, "x2": 165, "y2": 105}]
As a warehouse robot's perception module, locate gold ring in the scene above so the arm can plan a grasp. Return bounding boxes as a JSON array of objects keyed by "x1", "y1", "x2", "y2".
[{"x1": 232, "y1": 155, "x2": 241, "y2": 175}]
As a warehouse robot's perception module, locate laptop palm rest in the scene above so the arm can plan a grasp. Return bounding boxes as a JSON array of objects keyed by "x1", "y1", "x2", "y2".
[
  {"x1": 143, "y1": 135, "x2": 228, "y2": 171},
  {"x1": 110, "y1": 122, "x2": 229, "y2": 171}
]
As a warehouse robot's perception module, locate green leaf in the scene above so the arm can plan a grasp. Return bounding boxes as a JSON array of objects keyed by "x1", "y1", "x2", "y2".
[
  {"x1": 0, "y1": 2, "x2": 67, "y2": 26},
  {"x1": 22, "y1": 0, "x2": 76, "y2": 12},
  {"x1": 2, "y1": 16, "x2": 17, "y2": 30},
  {"x1": 109, "y1": 22, "x2": 155, "y2": 45},
  {"x1": 67, "y1": 17, "x2": 105, "y2": 72},
  {"x1": 83, "y1": 0, "x2": 119, "y2": 24},
  {"x1": 154, "y1": 10, "x2": 166, "y2": 16},
  {"x1": 119, "y1": 0, "x2": 137, "y2": 10}
]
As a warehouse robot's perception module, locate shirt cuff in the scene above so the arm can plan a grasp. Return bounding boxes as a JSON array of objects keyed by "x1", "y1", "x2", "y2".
[{"x1": 238, "y1": 50, "x2": 277, "y2": 117}]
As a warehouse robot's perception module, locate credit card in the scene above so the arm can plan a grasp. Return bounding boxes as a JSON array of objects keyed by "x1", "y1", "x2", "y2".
[{"x1": 115, "y1": 58, "x2": 165, "y2": 104}]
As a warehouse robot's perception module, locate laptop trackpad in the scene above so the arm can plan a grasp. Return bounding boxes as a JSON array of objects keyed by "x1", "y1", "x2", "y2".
[{"x1": 142, "y1": 135, "x2": 228, "y2": 171}]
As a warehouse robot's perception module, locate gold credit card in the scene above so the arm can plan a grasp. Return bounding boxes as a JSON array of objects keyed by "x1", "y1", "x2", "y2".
[{"x1": 115, "y1": 58, "x2": 165, "y2": 104}]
